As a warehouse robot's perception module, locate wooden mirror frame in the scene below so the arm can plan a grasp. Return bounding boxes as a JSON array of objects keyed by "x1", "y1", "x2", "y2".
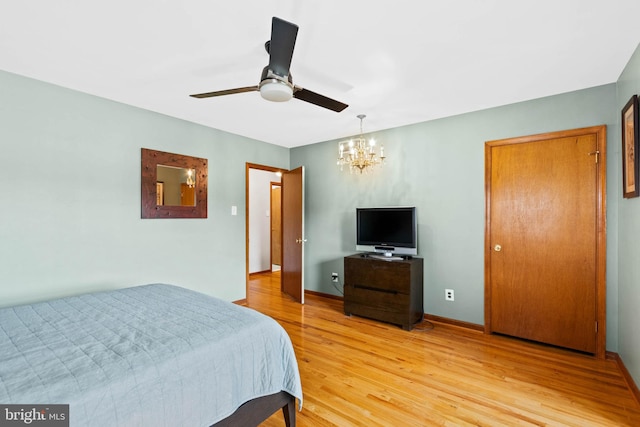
[{"x1": 141, "y1": 148, "x2": 208, "y2": 219}]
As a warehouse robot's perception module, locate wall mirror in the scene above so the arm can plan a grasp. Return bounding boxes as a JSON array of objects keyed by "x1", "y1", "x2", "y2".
[{"x1": 141, "y1": 148, "x2": 208, "y2": 218}]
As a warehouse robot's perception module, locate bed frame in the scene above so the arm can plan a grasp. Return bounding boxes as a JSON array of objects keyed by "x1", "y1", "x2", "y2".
[{"x1": 212, "y1": 391, "x2": 296, "y2": 427}]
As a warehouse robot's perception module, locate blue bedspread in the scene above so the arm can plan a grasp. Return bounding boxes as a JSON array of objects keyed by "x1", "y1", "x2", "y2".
[{"x1": 0, "y1": 284, "x2": 302, "y2": 426}]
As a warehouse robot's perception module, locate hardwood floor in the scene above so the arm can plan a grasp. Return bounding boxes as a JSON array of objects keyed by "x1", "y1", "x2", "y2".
[{"x1": 247, "y1": 272, "x2": 640, "y2": 426}]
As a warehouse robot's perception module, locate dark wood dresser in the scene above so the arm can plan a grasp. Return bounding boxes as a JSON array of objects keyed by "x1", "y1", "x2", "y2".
[{"x1": 343, "y1": 254, "x2": 424, "y2": 330}]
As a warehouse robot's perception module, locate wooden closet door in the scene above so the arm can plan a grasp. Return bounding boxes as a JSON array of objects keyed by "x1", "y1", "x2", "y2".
[
  {"x1": 180, "y1": 183, "x2": 195, "y2": 206},
  {"x1": 485, "y1": 126, "x2": 606, "y2": 356}
]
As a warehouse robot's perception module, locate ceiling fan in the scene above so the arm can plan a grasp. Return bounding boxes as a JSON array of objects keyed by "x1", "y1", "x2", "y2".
[{"x1": 190, "y1": 17, "x2": 348, "y2": 113}]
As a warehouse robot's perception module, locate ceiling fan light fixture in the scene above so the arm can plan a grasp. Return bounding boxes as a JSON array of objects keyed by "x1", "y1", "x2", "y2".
[{"x1": 259, "y1": 79, "x2": 293, "y2": 102}]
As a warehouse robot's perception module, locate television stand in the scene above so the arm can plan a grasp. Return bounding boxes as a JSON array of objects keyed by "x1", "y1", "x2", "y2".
[{"x1": 343, "y1": 254, "x2": 424, "y2": 330}]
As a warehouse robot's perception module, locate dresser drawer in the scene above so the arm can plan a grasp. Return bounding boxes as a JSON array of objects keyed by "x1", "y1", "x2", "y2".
[{"x1": 344, "y1": 257, "x2": 412, "y2": 294}]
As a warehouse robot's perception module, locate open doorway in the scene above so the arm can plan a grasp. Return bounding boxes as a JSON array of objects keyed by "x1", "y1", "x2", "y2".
[
  {"x1": 247, "y1": 164, "x2": 282, "y2": 276},
  {"x1": 246, "y1": 163, "x2": 305, "y2": 305}
]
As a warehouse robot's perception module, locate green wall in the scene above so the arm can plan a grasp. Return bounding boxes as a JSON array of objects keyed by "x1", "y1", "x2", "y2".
[
  {"x1": 616, "y1": 43, "x2": 640, "y2": 388},
  {"x1": 292, "y1": 84, "x2": 619, "y2": 349},
  {"x1": 1, "y1": 45, "x2": 638, "y2": 386},
  {"x1": 0, "y1": 70, "x2": 289, "y2": 306}
]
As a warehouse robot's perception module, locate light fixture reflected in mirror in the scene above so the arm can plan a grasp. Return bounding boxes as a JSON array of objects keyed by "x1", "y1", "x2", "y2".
[{"x1": 186, "y1": 168, "x2": 195, "y2": 188}]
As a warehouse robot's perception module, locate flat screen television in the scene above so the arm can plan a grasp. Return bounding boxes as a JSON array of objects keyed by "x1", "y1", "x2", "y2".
[{"x1": 356, "y1": 207, "x2": 417, "y2": 258}]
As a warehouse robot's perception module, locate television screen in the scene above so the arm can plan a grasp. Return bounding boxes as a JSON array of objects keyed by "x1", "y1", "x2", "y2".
[{"x1": 356, "y1": 207, "x2": 417, "y2": 256}]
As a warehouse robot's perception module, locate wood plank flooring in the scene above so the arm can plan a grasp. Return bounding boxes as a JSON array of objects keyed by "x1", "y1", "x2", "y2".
[{"x1": 247, "y1": 272, "x2": 640, "y2": 426}]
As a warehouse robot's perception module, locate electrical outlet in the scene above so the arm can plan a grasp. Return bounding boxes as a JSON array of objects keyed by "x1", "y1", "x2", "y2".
[
  {"x1": 445, "y1": 289, "x2": 455, "y2": 301},
  {"x1": 331, "y1": 273, "x2": 339, "y2": 283}
]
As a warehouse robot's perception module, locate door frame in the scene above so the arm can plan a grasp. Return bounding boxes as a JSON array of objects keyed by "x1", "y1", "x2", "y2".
[
  {"x1": 484, "y1": 125, "x2": 607, "y2": 358},
  {"x1": 245, "y1": 163, "x2": 284, "y2": 301}
]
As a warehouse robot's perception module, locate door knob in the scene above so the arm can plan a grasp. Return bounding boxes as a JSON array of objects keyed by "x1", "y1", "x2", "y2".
[{"x1": 494, "y1": 244, "x2": 502, "y2": 252}]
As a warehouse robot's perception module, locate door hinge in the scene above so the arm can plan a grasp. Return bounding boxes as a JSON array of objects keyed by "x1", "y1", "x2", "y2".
[
  {"x1": 589, "y1": 151, "x2": 600, "y2": 163},
  {"x1": 595, "y1": 321, "x2": 598, "y2": 333}
]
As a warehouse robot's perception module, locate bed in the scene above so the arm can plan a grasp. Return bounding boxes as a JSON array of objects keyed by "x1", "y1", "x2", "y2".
[{"x1": 0, "y1": 284, "x2": 302, "y2": 426}]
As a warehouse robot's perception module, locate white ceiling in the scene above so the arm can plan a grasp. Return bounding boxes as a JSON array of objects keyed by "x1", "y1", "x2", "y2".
[{"x1": 1, "y1": 1, "x2": 639, "y2": 148}]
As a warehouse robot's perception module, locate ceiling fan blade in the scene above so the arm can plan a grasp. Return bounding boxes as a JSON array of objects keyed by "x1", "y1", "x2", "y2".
[
  {"x1": 190, "y1": 86, "x2": 258, "y2": 98},
  {"x1": 293, "y1": 87, "x2": 348, "y2": 112},
  {"x1": 268, "y1": 17, "x2": 298, "y2": 78}
]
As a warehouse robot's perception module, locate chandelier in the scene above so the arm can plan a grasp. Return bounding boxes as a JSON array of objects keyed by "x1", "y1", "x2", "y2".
[{"x1": 337, "y1": 114, "x2": 385, "y2": 174}]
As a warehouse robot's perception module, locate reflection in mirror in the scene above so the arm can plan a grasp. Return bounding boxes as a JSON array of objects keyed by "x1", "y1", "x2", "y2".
[
  {"x1": 141, "y1": 148, "x2": 207, "y2": 219},
  {"x1": 156, "y1": 165, "x2": 196, "y2": 206}
]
